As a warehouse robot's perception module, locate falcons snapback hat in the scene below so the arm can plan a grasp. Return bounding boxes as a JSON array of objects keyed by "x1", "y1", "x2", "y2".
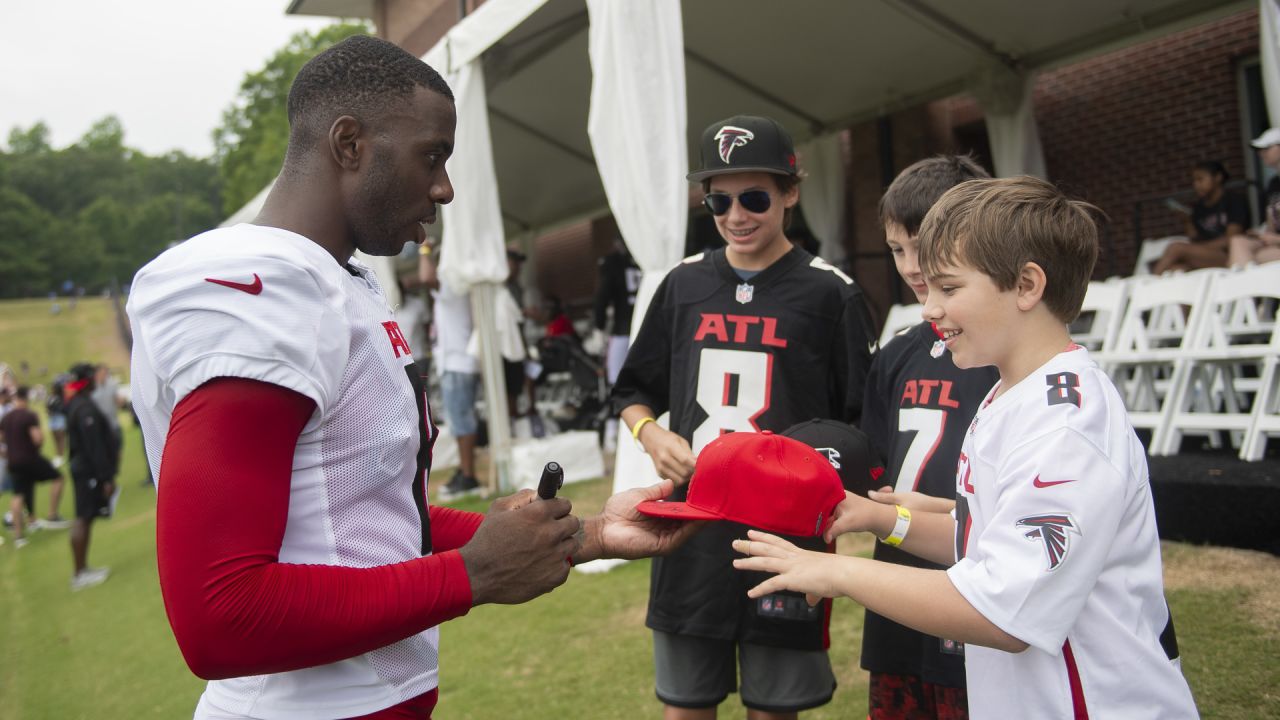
[
  {"x1": 782, "y1": 419, "x2": 881, "y2": 497},
  {"x1": 635, "y1": 431, "x2": 845, "y2": 537},
  {"x1": 687, "y1": 115, "x2": 798, "y2": 182}
]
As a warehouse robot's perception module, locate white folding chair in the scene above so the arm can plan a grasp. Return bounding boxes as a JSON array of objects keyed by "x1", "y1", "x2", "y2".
[
  {"x1": 1105, "y1": 269, "x2": 1216, "y2": 452},
  {"x1": 1072, "y1": 278, "x2": 1129, "y2": 364},
  {"x1": 1133, "y1": 235, "x2": 1188, "y2": 276},
  {"x1": 879, "y1": 303, "x2": 923, "y2": 347},
  {"x1": 1153, "y1": 266, "x2": 1280, "y2": 455}
]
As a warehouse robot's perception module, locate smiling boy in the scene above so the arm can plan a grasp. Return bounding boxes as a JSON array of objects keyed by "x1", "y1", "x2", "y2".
[
  {"x1": 733, "y1": 177, "x2": 1198, "y2": 719},
  {"x1": 613, "y1": 115, "x2": 876, "y2": 718}
]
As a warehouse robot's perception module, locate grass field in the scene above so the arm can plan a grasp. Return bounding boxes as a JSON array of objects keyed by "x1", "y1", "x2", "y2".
[
  {"x1": 1, "y1": 298, "x2": 1278, "y2": 718},
  {"x1": 0, "y1": 296, "x2": 131, "y2": 386}
]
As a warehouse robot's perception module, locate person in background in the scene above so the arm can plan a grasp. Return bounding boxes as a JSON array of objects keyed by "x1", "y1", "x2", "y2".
[
  {"x1": 1, "y1": 386, "x2": 70, "y2": 547},
  {"x1": 1229, "y1": 128, "x2": 1280, "y2": 268},
  {"x1": 1152, "y1": 160, "x2": 1246, "y2": 274},
  {"x1": 65, "y1": 364, "x2": 116, "y2": 590},
  {"x1": 589, "y1": 238, "x2": 641, "y2": 452}
]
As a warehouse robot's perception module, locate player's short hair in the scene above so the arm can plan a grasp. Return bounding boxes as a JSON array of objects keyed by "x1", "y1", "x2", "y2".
[
  {"x1": 918, "y1": 176, "x2": 1100, "y2": 323},
  {"x1": 880, "y1": 155, "x2": 989, "y2": 236},
  {"x1": 286, "y1": 35, "x2": 453, "y2": 155},
  {"x1": 14, "y1": 386, "x2": 29, "y2": 400}
]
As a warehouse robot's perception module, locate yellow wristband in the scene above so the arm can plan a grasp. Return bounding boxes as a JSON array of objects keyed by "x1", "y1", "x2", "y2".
[
  {"x1": 881, "y1": 505, "x2": 912, "y2": 546},
  {"x1": 631, "y1": 416, "x2": 657, "y2": 441},
  {"x1": 418, "y1": 244, "x2": 432, "y2": 256}
]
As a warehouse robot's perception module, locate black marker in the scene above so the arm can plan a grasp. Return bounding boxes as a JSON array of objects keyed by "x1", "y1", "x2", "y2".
[{"x1": 537, "y1": 461, "x2": 564, "y2": 500}]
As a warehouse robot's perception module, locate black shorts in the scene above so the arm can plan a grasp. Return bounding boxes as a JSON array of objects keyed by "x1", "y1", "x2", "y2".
[
  {"x1": 653, "y1": 630, "x2": 835, "y2": 712},
  {"x1": 72, "y1": 472, "x2": 110, "y2": 520},
  {"x1": 8, "y1": 457, "x2": 61, "y2": 498}
]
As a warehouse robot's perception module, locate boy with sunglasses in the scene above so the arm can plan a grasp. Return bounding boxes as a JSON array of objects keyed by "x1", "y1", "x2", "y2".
[{"x1": 613, "y1": 115, "x2": 876, "y2": 718}]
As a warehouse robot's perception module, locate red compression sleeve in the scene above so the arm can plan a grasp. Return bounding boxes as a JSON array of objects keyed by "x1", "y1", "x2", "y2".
[
  {"x1": 429, "y1": 505, "x2": 484, "y2": 552},
  {"x1": 157, "y1": 377, "x2": 474, "y2": 681}
]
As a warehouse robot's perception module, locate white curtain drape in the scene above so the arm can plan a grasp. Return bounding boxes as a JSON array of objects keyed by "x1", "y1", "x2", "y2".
[
  {"x1": 1262, "y1": 0, "x2": 1280, "y2": 125},
  {"x1": 438, "y1": 60, "x2": 514, "y2": 491},
  {"x1": 585, "y1": 0, "x2": 688, "y2": 504},
  {"x1": 797, "y1": 133, "x2": 847, "y2": 264},
  {"x1": 973, "y1": 65, "x2": 1047, "y2": 179}
]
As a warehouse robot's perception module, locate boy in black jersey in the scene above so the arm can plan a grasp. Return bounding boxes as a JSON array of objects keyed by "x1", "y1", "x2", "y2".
[
  {"x1": 859, "y1": 156, "x2": 994, "y2": 719},
  {"x1": 612, "y1": 115, "x2": 876, "y2": 719}
]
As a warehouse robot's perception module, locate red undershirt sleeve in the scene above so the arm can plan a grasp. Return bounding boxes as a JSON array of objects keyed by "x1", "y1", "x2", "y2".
[
  {"x1": 157, "y1": 377, "x2": 477, "y2": 681},
  {"x1": 429, "y1": 505, "x2": 485, "y2": 552}
]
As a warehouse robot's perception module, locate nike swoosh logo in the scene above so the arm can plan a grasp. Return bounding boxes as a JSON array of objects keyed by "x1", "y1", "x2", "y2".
[
  {"x1": 205, "y1": 273, "x2": 263, "y2": 295},
  {"x1": 1032, "y1": 475, "x2": 1077, "y2": 488}
]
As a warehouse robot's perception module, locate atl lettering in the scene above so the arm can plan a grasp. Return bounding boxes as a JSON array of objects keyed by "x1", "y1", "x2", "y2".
[
  {"x1": 900, "y1": 379, "x2": 961, "y2": 409},
  {"x1": 382, "y1": 321, "x2": 412, "y2": 358},
  {"x1": 693, "y1": 313, "x2": 788, "y2": 348}
]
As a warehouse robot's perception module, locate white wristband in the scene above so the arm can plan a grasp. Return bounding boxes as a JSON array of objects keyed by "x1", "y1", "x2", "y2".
[{"x1": 881, "y1": 505, "x2": 912, "y2": 547}]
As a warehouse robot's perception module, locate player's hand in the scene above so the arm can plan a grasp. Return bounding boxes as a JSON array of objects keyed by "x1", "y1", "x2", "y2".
[
  {"x1": 459, "y1": 490, "x2": 581, "y2": 606},
  {"x1": 733, "y1": 530, "x2": 844, "y2": 606},
  {"x1": 638, "y1": 425, "x2": 696, "y2": 485},
  {"x1": 580, "y1": 479, "x2": 704, "y2": 562},
  {"x1": 824, "y1": 491, "x2": 895, "y2": 543},
  {"x1": 867, "y1": 487, "x2": 955, "y2": 514}
]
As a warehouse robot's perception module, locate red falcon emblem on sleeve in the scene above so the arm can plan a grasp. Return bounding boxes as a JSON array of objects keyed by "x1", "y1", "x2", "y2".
[
  {"x1": 715, "y1": 126, "x2": 754, "y2": 163},
  {"x1": 1017, "y1": 513, "x2": 1079, "y2": 571}
]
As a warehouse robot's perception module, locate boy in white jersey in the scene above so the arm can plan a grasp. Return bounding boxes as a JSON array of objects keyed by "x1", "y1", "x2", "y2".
[{"x1": 733, "y1": 176, "x2": 1198, "y2": 719}]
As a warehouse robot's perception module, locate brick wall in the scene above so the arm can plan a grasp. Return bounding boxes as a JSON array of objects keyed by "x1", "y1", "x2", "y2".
[
  {"x1": 845, "y1": 9, "x2": 1263, "y2": 329},
  {"x1": 1034, "y1": 9, "x2": 1260, "y2": 277}
]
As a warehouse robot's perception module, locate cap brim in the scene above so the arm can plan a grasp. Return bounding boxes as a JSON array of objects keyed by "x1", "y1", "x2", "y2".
[
  {"x1": 687, "y1": 166, "x2": 795, "y2": 182},
  {"x1": 635, "y1": 499, "x2": 723, "y2": 522}
]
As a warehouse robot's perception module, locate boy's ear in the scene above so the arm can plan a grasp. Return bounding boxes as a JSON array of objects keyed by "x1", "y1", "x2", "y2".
[{"x1": 1015, "y1": 261, "x2": 1048, "y2": 311}]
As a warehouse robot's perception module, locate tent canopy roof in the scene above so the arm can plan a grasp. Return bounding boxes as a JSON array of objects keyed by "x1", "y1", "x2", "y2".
[{"x1": 287, "y1": 0, "x2": 1250, "y2": 235}]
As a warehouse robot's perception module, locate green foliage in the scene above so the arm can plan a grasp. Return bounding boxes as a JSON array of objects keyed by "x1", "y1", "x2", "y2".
[
  {"x1": 0, "y1": 23, "x2": 366, "y2": 298},
  {"x1": 0, "y1": 119, "x2": 222, "y2": 297},
  {"x1": 214, "y1": 22, "x2": 371, "y2": 216}
]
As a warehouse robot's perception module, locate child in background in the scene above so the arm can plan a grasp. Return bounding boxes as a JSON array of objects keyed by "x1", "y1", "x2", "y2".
[
  {"x1": 1152, "y1": 160, "x2": 1246, "y2": 273},
  {"x1": 858, "y1": 156, "x2": 997, "y2": 719}
]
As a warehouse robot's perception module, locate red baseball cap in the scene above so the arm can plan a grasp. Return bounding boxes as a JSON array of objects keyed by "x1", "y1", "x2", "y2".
[{"x1": 635, "y1": 431, "x2": 845, "y2": 537}]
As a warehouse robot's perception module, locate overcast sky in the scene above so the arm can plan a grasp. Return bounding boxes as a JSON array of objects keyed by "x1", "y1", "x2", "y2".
[{"x1": 0, "y1": 1, "x2": 350, "y2": 158}]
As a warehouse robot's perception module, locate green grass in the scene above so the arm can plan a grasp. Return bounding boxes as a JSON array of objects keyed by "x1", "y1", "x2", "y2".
[
  {"x1": 4, "y1": 429, "x2": 1275, "y2": 718},
  {"x1": 0, "y1": 297, "x2": 131, "y2": 384}
]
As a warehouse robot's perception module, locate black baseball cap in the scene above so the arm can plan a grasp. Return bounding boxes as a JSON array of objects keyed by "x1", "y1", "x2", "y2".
[
  {"x1": 782, "y1": 419, "x2": 880, "y2": 497},
  {"x1": 688, "y1": 115, "x2": 798, "y2": 182}
]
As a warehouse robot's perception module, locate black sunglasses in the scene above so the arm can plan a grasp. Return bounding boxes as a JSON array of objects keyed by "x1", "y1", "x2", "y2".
[{"x1": 703, "y1": 190, "x2": 772, "y2": 216}]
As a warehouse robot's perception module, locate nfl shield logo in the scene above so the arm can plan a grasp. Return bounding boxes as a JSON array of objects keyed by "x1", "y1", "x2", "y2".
[{"x1": 735, "y1": 283, "x2": 754, "y2": 304}]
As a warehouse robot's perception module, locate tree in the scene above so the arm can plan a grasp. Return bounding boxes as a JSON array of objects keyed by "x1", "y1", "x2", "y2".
[
  {"x1": 214, "y1": 22, "x2": 370, "y2": 216},
  {"x1": 0, "y1": 187, "x2": 53, "y2": 297}
]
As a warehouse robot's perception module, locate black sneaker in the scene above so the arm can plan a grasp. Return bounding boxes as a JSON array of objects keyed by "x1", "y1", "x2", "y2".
[{"x1": 438, "y1": 471, "x2": 482, "y2": 501}]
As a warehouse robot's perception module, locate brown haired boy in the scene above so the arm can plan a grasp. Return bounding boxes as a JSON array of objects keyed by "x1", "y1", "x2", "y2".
[{"x1": 734, "y1": 177, "x2": 1198, "y2": 719}]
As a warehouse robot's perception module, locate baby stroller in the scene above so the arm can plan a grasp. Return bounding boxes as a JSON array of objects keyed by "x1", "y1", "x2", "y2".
[{"x1": 532, "y1": 335, "x2": 610, "y2": 436}]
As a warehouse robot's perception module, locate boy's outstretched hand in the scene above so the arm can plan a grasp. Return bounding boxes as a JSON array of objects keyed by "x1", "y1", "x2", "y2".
[{"x1": 732, "y1": 530, "x2": 845, "y2": 607}]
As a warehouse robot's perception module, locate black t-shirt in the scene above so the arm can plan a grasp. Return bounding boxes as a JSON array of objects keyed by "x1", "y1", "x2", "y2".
[
  {"x1": 611, "y1": 247, "x2": 875, "y2": 649},
  {"x1": 858, "y1": 321, "x2": 998, "y2": 686},
  {"x1": 0, "y1": 407, "x2": 40, "y2": 465},
  {"x1": 1190, "y1": 192, "x2": 1248, "y2": 241},
  {"x1": 593, "y1": 251, "x2": 642, "y2": 337}
]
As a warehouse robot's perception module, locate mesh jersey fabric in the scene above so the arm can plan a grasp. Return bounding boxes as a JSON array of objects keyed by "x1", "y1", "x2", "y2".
[
  {"x1": 859, "y1": 321, "x2": 997, "y2": 687},
  {"x1": 947, "y1": 347, "x2": 1197, "y2": 719},
  {"x1": 611, "y1": 246, "x2": 875, "y2": 650},
  {"x1": 129, "y1": 225, "x2": 446, "y2": 719}
]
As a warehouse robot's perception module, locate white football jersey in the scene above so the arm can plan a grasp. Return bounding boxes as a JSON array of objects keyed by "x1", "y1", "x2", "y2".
[
  {"x1": 946, "y1": 346, "x2": 1197, "y2": 719},
  {"x1": 129, "y1": 224, "x2": 439, "y2": 720}
]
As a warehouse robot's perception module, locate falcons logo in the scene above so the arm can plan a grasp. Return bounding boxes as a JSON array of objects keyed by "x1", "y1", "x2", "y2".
[
  {"x1": 715, "y1": 125, "x2": 754, "y2": 163},
  {"x1": 1017, "y1": 513, "x2": 1079, "y2": 571}
]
